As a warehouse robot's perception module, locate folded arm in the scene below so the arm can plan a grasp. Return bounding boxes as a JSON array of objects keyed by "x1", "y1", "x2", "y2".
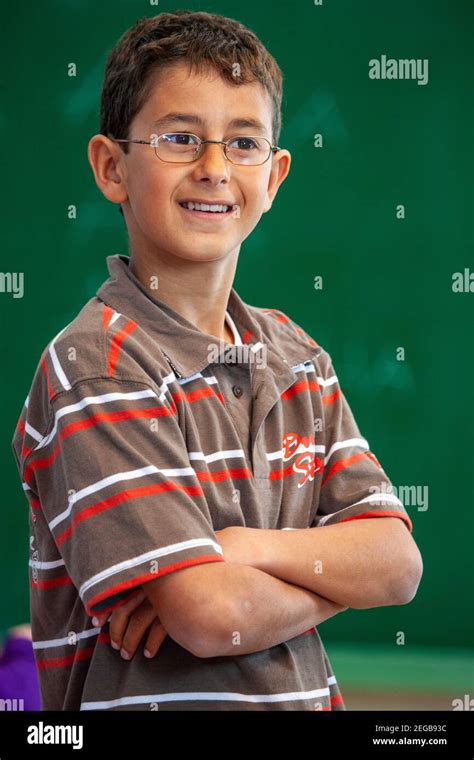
[
  {"x1": 217, "y1": 518, "x2": 423, "y2": 610},
  {"x1": 141, "y1": 561, "x2": 347, "y2": 658}
]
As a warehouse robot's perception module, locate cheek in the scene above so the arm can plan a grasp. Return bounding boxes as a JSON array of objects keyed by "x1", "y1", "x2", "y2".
[
  {"x1": 243, "y1": 189, "x2": 268, "y2": 223},
  {"x1": 129, "y1": 171, "x2": 171, "y2": 221}
]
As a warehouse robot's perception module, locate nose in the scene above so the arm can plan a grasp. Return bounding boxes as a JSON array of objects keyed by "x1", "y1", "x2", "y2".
[{"x1": 191, "y1": 141, "x2": 231, "y2": 183}]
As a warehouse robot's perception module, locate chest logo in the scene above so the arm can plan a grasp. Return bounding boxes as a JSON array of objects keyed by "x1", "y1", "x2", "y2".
[{"x1": 282, "y1": 432, "x2": 324, "y2": 488}]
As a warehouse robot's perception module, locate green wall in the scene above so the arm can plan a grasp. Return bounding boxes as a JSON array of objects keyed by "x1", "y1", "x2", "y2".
[{"x1": 2, "y1": 0, "x2": 472, "y2": 673}]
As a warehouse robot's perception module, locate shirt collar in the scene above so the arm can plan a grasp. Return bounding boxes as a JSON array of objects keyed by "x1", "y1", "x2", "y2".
[{"x1": 96, "y1": 254, "x2": 320, "y2": 378}]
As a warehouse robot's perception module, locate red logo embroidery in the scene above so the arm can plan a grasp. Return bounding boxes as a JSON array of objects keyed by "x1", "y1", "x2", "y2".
[{"x1": 282, "y1": 432, "x2": 324, "y2": 488}]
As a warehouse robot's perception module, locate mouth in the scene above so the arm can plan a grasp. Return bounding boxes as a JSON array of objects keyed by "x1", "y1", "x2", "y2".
[{"x1": 177, "y1": 200, "x2": 234, "y2": 220}]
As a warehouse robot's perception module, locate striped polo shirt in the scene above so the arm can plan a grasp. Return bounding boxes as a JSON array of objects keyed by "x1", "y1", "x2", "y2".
[{"x1": 11, "y1": 253, "x2": 412, "y2": 711}]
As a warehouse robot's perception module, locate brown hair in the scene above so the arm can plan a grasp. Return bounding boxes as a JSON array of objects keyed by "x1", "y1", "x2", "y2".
[{"x1": 99, "y1": 10, "x2": 284, "y2": 215}]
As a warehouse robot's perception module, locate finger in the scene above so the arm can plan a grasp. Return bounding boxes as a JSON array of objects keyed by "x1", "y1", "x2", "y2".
[
  {"x1": 92, "y1": 588, "x2": 146, "y2": 630},
  {"x1": 92, "y1": 612, "x2": 110, "y2": 628},
  {"x1": 107, "y1": 591, "x2": 148, "y2": 649},
  {"x1": 143, "y1": 620, "x2": 168, "y2": 659},
  {"x1": 120, "y1": 602, "x2": 157, "y2": 660}
]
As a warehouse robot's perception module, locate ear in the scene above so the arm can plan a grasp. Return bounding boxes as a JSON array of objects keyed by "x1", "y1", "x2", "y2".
[
  {"x1": 263, "y1": 149, "x2": 291, "y2": 212},
  {"x1": 87, "y1": 134, "x2": 129, "y2": 208}
]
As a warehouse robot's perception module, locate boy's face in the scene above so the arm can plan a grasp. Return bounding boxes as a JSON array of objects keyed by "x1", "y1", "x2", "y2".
[{"x1": 90, "y1": 61, "x2": 291, "y2": 265}]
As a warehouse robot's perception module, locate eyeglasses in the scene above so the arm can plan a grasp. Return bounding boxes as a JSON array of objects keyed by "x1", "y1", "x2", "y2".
[{"x1": 110, "y1": 132, "x2": 281, "y2": 166}]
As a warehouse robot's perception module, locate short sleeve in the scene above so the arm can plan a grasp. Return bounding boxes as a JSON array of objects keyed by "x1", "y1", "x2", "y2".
[
  {"x1": 22, "y1": 378, "x2": 224, "y2": 617},
  {"x1": 312, "y1": 348, "x2": 413, "y2": 533}
]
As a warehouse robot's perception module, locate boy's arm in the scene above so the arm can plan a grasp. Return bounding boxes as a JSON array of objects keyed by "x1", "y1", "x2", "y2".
[
  {"x1": 141, "y1": 561, "x2": 347, "y2": 658},
  {"x1": 216, "y1": 519, "x2": 423, "y2": 610}
]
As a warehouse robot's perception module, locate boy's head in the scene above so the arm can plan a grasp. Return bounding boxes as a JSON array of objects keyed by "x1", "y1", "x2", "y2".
[{"x1": 88, "y1": 10, "x2": 291, "y2": 266}]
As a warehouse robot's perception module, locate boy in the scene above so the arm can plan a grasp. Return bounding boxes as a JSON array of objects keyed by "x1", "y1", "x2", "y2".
[{"x1": 11, "y1": 11, "x2": 422, "y2": 711}]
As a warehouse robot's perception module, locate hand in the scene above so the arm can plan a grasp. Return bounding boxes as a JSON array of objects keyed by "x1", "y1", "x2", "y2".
[
  {"x1": 92, "y1": 589, "x2": 167, "y2": 660},
  {"x1": 215, "y1": 525, "x2": 261, "y2": 568}
]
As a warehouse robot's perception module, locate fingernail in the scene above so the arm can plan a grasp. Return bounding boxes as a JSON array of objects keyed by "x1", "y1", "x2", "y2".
[
  {"x1": 144, "y1": 649, "x2": 152, "y2": 658},
  {"x1": 111, "y1": 640, "x2": 120, "y2": 650},
  {"x1": 120, "y1": 648, "x2": 130, "y2": 660},
  {"x1": 92, "y1": 617, "x2": 99, "y2": 627}
]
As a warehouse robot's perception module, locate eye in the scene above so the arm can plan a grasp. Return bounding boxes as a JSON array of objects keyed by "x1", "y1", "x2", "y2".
[
  {"x1": 228, "y1": 136, "x2": 259, "y2": 150},
  {"x1": 164, "y1": 133, "x2": 200, "y2": 145}
]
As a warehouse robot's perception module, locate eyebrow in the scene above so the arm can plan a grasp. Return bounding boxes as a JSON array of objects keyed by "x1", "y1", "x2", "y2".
[{"x1": 151, "y1": 112, "x2": 269, "y2": 136}]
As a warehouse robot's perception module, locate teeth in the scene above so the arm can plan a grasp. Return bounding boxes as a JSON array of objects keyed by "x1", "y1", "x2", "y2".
[{"x1": 181, "y1": 201, "x2": 229, "y2": 212}]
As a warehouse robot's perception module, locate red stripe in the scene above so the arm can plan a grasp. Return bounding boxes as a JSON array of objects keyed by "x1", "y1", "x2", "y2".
[
  {"x1": 40, "y1": 353, "x2": 55, "y2": 400},
  {"x1": 21, "y1": 443, "x2": 33, "y2": 459},
  {"x1": 330, "y1": 693, "x2": 344, "y2": 706},
  {"x1": 37, "y1": 631, "x2": 110, "y2": 670},
  {"x1": 30, "y1": 574, "x2": 73, "y2": 590},
  {"x1": 339, "y1": 510, "x2": 413, "y2": 533},
  {"x1": 322, "y1": 388, "x2": 342, "y2": 405},
  {"x1": 197, "y1": 466, "x2": 252, "y2": 483},
  {"x1": 102, "y1": 303, "x2": 114, "y2": 330},
  {"x1": 56, "y1": 480, "x2": 205, "y2": 546},
  {"x1": 26, "y1": 493, "x2": 41, "y2": 511},
  {"x1": 107, "y1": 319, "x2": 138, "y2": 377},
  {"x1": 268, "y1": 463, "x2": 294, "y2": 481},
  {"x1": 172, "y1": 385, "x2": 218, "y2": 405},
  {"x1": 281, "y1": 379, "x2": 320, "y2": 400},
  {"x1": 321, "y1": 451, "x2": 368, "y2": 486},
  {"x1": 24, "y1": 404, "x2": 174, "y2": 482},
  {"x1": 263, "y1": 309, "x2": 289, "y2": 323},
  {"x1": 86, "y1": 554, "x2": 225, "y2": 617}
]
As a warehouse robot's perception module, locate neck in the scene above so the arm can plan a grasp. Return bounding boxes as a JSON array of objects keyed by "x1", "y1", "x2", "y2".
[{"x1": 128, "y1": 247, "x2": 239, "y2": 343}]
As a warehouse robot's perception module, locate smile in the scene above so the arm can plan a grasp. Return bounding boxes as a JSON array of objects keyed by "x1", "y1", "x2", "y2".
[{"x1": 177, "y1": 201, "x2": 234, "y2": 220}]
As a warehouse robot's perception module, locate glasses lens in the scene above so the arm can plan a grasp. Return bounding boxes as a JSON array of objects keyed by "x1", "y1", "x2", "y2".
[
  {"x1": 226, "y1": 136, "x2": 270, "y2": 165},
  {"x1": 155, "y1": 133, "x2": 201, "y2": 162}
]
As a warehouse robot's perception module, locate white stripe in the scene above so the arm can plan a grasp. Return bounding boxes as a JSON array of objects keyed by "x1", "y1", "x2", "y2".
[
  {"x1": 188, "y1": 448, "x2": 245, "y2": 464},
  {"x1": 25, "y1": 395, "x2": 29, "y2": 408},
  {"x1": 33, "y1": 627, "x2": 100, "y2": 650},
  {"x1": 325, "y1": 437, "x2": 369, "y2": 464},
  {"x1": 109, "y1": 310, "x2": 121, "y2": 326},
  {"x1": 317, "y1": 492, "x2": 405, "y2": 527},
  {"x1": 267, "y1": 444, "x2": 325, "y2": 462},
  {"x1": 318, "y1": 374, "x2": 338, "y2": 387},
  {"x1": 80, "y1": 685, "x2": 332, "y2": 711},
  {"x1": 29, "y1": 558, "x2": 65, "y2": 570},
  {"x1": 48, "y1": 326, "x2": 72, "y2": 391},
  {"x1": 158, "y1": 371, "x2": 177, "y2": 402},
  {"x1": 24, "y1": 421, "x2": 43, "y2": 443},
  {"x1": 79, "y1": 538, "x2": 223, "y2": 599},
  {"x1": 290, "y1": 361, "x2": 338, "y2": 388},
  {"x1": 291, "y1": 362, "x2": 317, "y2": 374},
  {"x1": 35, "y1": 388, "x2": 157, "y2": 450},
  {"x1": 179, "y1": 372, "x2": 219, "y2": 387},
  {"x1": 225, "y1": 310, "x2": 243, "y2": 346},
  {"x1": 22, "y1": 481, "x2": 32, "y2": 491}
]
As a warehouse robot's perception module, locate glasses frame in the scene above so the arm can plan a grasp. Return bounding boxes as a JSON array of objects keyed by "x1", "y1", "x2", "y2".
[{"x1": 110, "y1": 132, "x2": 281, "y2": 166}]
